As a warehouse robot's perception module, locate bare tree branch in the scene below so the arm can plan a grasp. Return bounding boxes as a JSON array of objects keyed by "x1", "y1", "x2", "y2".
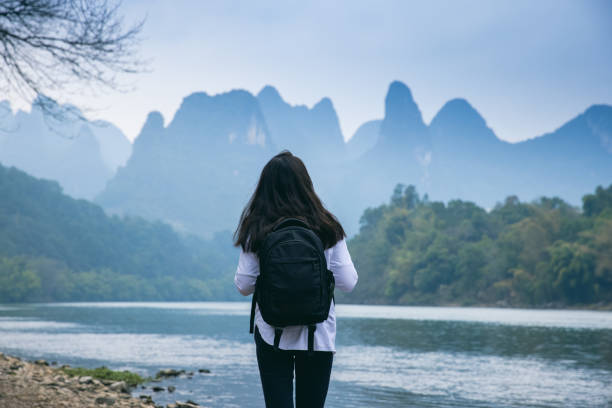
[{"x1": 0, "y1": 0, "x2": 145, "y2": 120}]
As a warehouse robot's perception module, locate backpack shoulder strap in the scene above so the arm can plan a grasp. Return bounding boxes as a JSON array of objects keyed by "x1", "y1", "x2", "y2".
[
  {"x1": 272, "y1": 217, "x2": 310, "y2": 231},
  {"x1": 249, "y1": 276, "x2": 259, "y2": 334},
  {"x1": 307, "y1": 324, "x2": 317, "y2": 354},
  {"x1": 273, "y1": 328, "x2": 283, "y2": 352}
]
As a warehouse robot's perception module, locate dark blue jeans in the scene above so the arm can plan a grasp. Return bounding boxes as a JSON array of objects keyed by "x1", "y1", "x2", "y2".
[{"x1": 255, "y1": 326, "x2": 334, "y2": 408}]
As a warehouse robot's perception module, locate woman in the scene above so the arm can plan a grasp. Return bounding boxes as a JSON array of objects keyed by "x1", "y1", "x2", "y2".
[{"x1": 233, "y1": 150, "x2": 358, "y2": 408}]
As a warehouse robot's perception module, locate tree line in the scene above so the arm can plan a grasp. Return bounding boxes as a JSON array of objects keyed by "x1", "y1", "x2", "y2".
[
  {"x1": 0, "y1": 164, "x2": 238, "y2": 302},
  {"x1": 1, "y1": 161, "x2": 611, "y2": 307},
  {"x1": 343, "y1": 184, "x2": 612, "y2": 307}
]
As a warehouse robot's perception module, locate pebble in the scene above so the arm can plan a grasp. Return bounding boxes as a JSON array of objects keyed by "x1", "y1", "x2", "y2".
[
  {"x1": 174, "y1": 400, "x2": 200, "y2": 408},
  {"x1": 109, "y1": 380, "x2": 129, "y2": 393},
  {"x1": 79, "y1": 376, "x2": 94, "y2": 384},
  {"x1": 95, "y1": 396, "x2": 116, "y2": 405},
  {"x1": 155, "y1": 368, "x2": 185, "y2": 378}
]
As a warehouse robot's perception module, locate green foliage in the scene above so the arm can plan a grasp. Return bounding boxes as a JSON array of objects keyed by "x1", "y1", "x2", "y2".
[
  {"x1": 0, "y1": 257, "x2": 41, "y2": 302},
  {"x1": 548, "y1": 241, "x2": 596, "y2": 303},
  {"x1": 2, "y1": 161, "x2": 609, "y2": 307},
  {"x1": 0, "y1": 164, "x2": 239, "y2": 302},
  {"x1": 583, "y1": 185, "x2": 612, "y2": 217},
  {"x1": 345, "y1": 184, "x2": 612, "y2": 307},
  {"x1": 61, "y1": 366, "x2": 150, "y2": 386}
]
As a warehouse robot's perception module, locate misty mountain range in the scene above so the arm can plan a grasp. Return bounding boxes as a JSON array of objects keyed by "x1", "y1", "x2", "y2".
[
  {"x1": 0, "y1": 101, "x2": 131, "y2": 199},
  {"x1": 1, "y1": 81, "x2": 610, "y2": 237}
]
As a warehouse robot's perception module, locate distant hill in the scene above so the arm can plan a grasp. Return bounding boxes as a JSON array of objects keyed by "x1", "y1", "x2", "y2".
[
  {"x1": 3, "y1": 83, "x2": 609, "y2": 238},
  {"x1": 427, "y1": 97, "x2": 510, "y2": 202},
  {"x1": 426, "y1": 98, "x2": 612, "y2": 208},
  {"x1": 256, "y1": 85, "x2": 348, "y2": 201},
  {"x1": 0, "y1": 163, "x2": 237, "y2": 302},
  {"x1": 334, "y1": 82, "x2": 612, "y2": 234},
  {"x1": 96, "y1": 90, "x2": 274, "y2": 236},
  {"x1": 257, "y1": 85, "x2": 345, "y2": 165},
  {"x1": 0, "y1": 101, "x2": 131, "y2": 199},
  {"x1": 18, "y1": 80, "x2": 601, "y2": 238},
  {"x1": 328, "y1": 81, "x2": 434, "y2": 234},
  {"x1": 346, "y1": 120, "x2": 381, "y2": 160}
]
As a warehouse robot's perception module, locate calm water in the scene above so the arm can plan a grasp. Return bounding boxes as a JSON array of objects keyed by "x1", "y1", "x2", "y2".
[{"x1": 0, "y1": 302, "x2": 611, "y2": 407}]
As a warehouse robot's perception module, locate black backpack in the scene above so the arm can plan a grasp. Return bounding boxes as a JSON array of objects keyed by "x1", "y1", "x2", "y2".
[{"x1": 249, "y1": 218, "x2": 335, "y2": 352}]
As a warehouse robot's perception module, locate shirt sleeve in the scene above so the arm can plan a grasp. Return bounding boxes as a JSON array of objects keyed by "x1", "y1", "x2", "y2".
[
  {"x1": 234, "y1": 248, "x2": 259, "y2": 296},
  {"x1": 329, "y1": 238, "x2": 358, "y2": 292}
]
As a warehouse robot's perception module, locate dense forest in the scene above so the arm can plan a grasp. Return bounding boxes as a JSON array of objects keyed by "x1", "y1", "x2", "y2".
[
  {"x1": 343, "y1": 184, "x2": 612, "y2": 307},
  {"x1": 2, "y1": 162, "x2": 611, "y2": 307},
  {"x1": 0, "y1": 165, "x2": 238, "y2": 302}
]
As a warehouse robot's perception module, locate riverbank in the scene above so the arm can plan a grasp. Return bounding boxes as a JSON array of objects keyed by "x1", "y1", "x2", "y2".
[{"x1": 0, "y1": 352, "x2": 202, "y2": 408}]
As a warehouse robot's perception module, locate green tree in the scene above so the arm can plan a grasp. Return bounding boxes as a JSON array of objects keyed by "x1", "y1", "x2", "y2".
[
  {"x1": 344, "y1": 184, "x2": 612, "y2": 307},
  {"x1": 0, "y1": 257, "x2": 41, "y2": 301},
  {"x1": 548, "y1": 242, "x2": 596, "y2": 303},
  {"x1": 583, "y1": 185, "x2": 612, "y2": 217}
]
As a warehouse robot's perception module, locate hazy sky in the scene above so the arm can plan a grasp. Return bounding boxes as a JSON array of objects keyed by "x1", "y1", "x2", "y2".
[{"x1": 14, "y1": 0, "x2": 612, "y2": 143}]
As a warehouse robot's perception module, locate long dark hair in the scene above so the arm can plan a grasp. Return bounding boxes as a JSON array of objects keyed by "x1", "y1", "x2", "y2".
[{"x1": 234, "y1": 150, "x2": 345, "y2": 253}]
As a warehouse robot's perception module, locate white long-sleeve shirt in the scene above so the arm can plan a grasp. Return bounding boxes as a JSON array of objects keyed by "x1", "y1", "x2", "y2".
[{"x1": 234, "y1": 237, "x2": 358, "y2": 352}]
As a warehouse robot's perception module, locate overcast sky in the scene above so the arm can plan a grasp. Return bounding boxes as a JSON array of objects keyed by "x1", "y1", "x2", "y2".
[{"x1": 15, "y1": 0, "x2": 612, "y2": 143}]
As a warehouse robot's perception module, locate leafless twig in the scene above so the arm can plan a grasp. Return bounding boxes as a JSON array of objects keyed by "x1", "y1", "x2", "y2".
[{"x1": 0, "y1": 0, "x2": 145, "y2": 120}]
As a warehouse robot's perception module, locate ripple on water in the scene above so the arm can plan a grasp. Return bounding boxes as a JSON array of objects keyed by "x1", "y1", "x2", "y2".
[
  {"x1": 0, "y1": 331, "x2": 254, "y2": 368},
  {"x1": 0, "y1": 318, "x2": 81, "y2": 330},
  {"x1": 332, "y1": 345, "x2": 612, "y2": 407},
  {"x1": 40, "y1": 302, "x2": 249, "y2": 311},
  {"x1": 335, "y1": 305, "x2": 612, "y2": 330}
]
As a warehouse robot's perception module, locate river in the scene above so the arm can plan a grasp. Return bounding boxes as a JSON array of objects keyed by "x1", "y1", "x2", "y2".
[{"x1": 0, "y1": 302, "x2": 611, "y2": 407}]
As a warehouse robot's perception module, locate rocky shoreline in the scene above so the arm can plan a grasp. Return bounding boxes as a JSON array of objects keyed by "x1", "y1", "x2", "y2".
[{"x1": 0, "y1": 352, "x2": 205, "y2": 408}]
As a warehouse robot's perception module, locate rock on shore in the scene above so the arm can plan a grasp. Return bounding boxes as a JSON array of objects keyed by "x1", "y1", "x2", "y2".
[
  {"x1": 0, "y1": 352, "x2": 208, "y2": 408},
  {"x1": 0, "y1": 352, "x2": 179, "y2": 408}
]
